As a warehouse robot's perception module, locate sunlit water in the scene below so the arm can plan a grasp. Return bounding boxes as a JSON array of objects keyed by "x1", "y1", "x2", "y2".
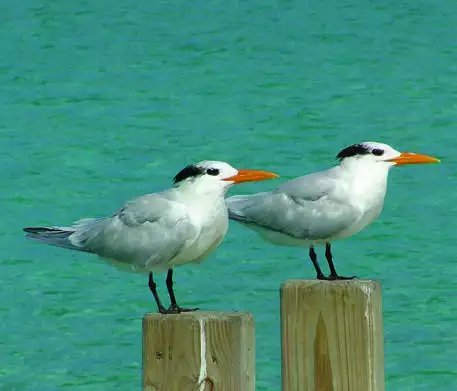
[{"x1": 1, "y1": 1, "x2": 457, "y2": 389}]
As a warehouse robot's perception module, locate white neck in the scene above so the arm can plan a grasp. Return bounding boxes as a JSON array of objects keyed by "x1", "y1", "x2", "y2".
[
  {"x1": 339, "y1": 158, "x2": 391, "y2": 208},
  {"x1": 175, "y1": 177, "x2": 232, "y2": 203}
]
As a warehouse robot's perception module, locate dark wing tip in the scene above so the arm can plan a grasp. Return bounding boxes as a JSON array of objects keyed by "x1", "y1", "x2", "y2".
[
  {"x1": 23, "y1": 227, "x2": 61, "y2": 234},
  {"x1": 23, "y1": 227, "x2": 39, "y2": 233}
]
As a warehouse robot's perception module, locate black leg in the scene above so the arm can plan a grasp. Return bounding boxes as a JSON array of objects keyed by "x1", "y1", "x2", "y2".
[
  {"x1": 166, "y1": 269, "x2": 199, "y2": 313},
  {"x1": 324, "y1": 244, "x2": 356, "y2": 280},
  {"x1": 148, "y1": 273, "x2": 168, "y2": 314},
  {"x1": 309, "y1": 247, "x2": 326, "y2": 279},
  {"x1": 325, "y1": 243, "x2": 338, "y2": 277}
]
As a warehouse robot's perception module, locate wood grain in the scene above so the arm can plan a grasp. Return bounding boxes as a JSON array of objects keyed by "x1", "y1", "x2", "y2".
[
  {"x1": 281, "y1": 280, "x2": 384, "y2": 391},
  {"x1": 143, "y1": 312, "x2": 255, "y2": 391}
]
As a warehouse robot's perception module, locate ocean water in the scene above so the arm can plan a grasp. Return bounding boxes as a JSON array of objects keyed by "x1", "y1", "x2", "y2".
[{"x1": 1, "y1": 0, "x2": 457, "y2": 390}]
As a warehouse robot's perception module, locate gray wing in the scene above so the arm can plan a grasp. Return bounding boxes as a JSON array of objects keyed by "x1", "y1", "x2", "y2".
[
  {"x1": 226, "y1": 167, "x2": 361, "y2": 241},
  {"x1": 25, "y1": 191, "x2": 196, "y2": 271}
]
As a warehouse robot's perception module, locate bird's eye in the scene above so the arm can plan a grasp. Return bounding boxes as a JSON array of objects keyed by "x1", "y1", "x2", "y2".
[
  {"x1": 206, "y1": 168, "x2": 220, "y2": 176},
  {"x1": 372, "y1": 149, "x2": 384, "y2": 156}
]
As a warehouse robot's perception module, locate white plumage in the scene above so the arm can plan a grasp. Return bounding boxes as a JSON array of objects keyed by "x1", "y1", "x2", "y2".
[
  {"x1": 227, "y1": 142, "x2": 439, "y2": 279},
  {"x1": 24, "y1": 160, "x2": 278, "y2": 313}
]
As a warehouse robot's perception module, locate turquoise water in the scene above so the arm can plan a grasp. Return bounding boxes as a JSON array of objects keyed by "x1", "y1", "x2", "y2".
[{"x1": 1, "y1": 0, "x2": 457, "y2": 389}]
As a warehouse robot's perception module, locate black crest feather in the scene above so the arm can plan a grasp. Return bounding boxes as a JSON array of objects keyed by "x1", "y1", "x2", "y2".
[
  {"x1": 173, "y1": 164, "x2": 204, "y2": 184},
  {"x1": 336, "y1": 144, "x2": 371, "y2": 160}
]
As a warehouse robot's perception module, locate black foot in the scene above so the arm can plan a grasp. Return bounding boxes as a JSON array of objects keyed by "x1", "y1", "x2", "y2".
[
  {"x1": 157, "y1": 305, "x2": 171, "y2": 314},
  {"x1": 164, "y1": 269, "x2": 199, "y2": 314},
  {"x1": 158, "y1": 306, "x2": 180, "y2": 314},
  {"x1": 318, "y1": 274, "x2": 357, "y2": 281},
  {"x1": 169, "y1": 303, "x2": 199, "y2": 313},
  {"x1": 157, "y1": 304, "x2": 199, "y2": 314}
]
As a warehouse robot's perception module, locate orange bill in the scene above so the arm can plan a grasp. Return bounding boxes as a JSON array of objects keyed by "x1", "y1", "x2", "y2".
[
  {"x1": 386, "y1": 152, "x2": 440, "y2": 166},
  {"x1": 224, "y1": 169, "x2": 280, "y2": 183}
]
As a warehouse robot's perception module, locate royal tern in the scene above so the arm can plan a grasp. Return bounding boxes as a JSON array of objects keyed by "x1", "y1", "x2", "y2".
[
  {"x1": 226, "y1": 142, "x2": 439, "y2": 280},
  {"x1": 23, "y1": 161, "x2": 278, "y2": 313}
]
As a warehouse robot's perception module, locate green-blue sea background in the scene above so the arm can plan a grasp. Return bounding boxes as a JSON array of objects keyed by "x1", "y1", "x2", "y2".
[{"x1": 1, "y1": 0, "x2": 456, "y2": 390}]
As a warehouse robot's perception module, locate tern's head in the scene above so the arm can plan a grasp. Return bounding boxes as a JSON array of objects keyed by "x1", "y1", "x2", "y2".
[
  {"x1": 336, "y1": 142, "x2": 440, "y2": 169},
  {"x1": 173, "y1": 160, "x2": 279, "y2": 193}
]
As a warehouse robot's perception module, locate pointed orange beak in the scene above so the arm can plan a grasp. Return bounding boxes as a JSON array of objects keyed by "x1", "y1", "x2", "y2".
[
  {"x1": 224, "y1": 169, "x2": 279, "y2": 183},
  {"x1": 386, "y1": 152, "x2": 440, "y2": 166}
]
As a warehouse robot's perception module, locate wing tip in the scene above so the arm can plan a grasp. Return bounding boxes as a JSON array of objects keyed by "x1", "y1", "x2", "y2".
[
  {"x1": 23, "y1": 227, "x2": 40, "y2": 234},
  {"x1": 23, "y1": 227, "x2": 62, "y2": 234},
  {"x1": 227, "y1": 209, "x2": 247, "y2": 222}
]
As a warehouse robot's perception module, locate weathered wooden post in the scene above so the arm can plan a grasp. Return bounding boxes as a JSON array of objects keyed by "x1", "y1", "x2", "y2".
[
  {"x1": 281, "y1": 280, "x2": 384, "y2": 391},
  {"x1": 142, "y1": 312, "x2": 255, "y2": 391}
]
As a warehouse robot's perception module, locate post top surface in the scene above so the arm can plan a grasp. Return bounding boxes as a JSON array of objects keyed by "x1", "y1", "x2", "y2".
[
  {"x1": 143, "y1": 311, "x2": 253, "y2": 321},
  {"x1": 281, "y1": 279, "x2": 381, "y2": 291}
]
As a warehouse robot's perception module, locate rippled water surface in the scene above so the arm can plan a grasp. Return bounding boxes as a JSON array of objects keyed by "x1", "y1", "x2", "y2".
[{"x1": 1, "y1": 1, "x2": 457, "y2": 390}]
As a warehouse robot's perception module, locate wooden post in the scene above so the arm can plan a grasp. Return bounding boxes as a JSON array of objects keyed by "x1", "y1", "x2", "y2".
[
  {"x1": 142, "y1": 312, "x2": 255, "y2": 391},
  {"x1": 281, "y1": 280, "x2": 384, "y2": 391}
]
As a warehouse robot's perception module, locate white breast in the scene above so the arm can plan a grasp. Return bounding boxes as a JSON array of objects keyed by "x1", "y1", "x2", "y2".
[
  {"x1": 170, "y1": 198, "x2": 229, "y2": 267},
  {"x1": 332, "y1": 164, "x2": 388, "y2": 240}
]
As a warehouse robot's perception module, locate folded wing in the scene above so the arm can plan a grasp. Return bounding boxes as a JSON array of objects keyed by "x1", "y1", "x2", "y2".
[
  {"x1": 24, "y1": 192, "x2": 196, "y2": 271},
  {"x1": 227, "y1": 168, "x2": 361, "y2": 241}
]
